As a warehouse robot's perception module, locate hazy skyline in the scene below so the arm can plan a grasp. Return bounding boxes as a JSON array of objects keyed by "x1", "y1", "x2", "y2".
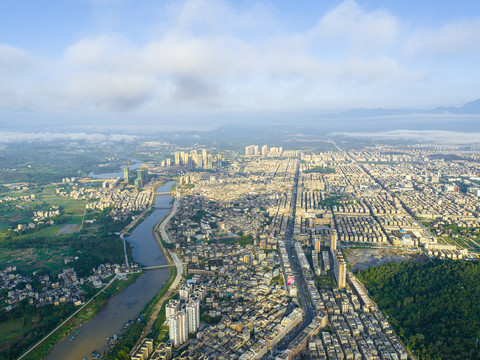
[{"x1": 1, "y1": 0, "x2": 480, "y2": 131}]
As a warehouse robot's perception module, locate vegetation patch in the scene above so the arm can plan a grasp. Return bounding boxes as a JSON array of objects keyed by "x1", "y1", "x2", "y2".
[
  {"x1": 303, "y1": 166, "x2": 335, "y2": 174},
  {"x1": 357, "y1": 260, "x2": 480, "y2": 360}
]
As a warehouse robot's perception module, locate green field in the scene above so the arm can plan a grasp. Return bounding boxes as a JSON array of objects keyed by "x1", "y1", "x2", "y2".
[
  {"x1": 0, "y1": 183, "x2": 88, "y2": 240},
  {"x1": 315, "y1": 272, "x2": 336, "y2": 288},
  {"x1": 0, "y1": 319, "x2": 24, "y2": 345},
  {"x1": 0, "y1": 246, "x2": 71, "y2": 273}
]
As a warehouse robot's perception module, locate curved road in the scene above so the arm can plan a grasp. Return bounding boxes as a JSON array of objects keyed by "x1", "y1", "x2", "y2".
[{"x1": 156, "y1": 187, "x2": 183, "y2": 289}]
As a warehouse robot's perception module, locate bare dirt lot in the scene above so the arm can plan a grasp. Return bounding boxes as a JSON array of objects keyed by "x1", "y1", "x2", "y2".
[
  {"x1": 345, "y1": 247, "x2": 428, "y2": 272},
  {"x1": 57, "y1": 224, "x2": 80, "y2": 235}
]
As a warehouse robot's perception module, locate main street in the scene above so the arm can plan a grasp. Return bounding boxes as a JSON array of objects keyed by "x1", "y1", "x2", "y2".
[{"x1": 278, "y1": 156, "x2": 316, "y2": 352}]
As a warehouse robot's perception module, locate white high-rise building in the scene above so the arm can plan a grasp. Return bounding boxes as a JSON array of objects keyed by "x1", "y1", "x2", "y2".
[
  {"x1": 332, "y1": 250, "x2": 346, "y2": 289},
  {"x1": 245, "y1": 145, "x2": 256, "y2": 156},
  {"x1": 330, "y1": 228, "x2": 337, "y2": 251},
  {"x1": 166, "y1": 299, "x2": 180, "y2": 318},
  {"x1": 169, "y1": 311, "x2": 188, "y2": 347},
  {"x1": 179, "y1": 283, "x2": 193, "y2": 300},
  {"x1": 261, "y1": 145, "x2": 268, "y2": 157},
  {"x1": 190, "y1": 150, "x2": 198, "y2": 167},
  {"x1": 202, "y1": 149, "x2": 208, "y2": 168},
  {"x1": 186, "y1": 298, "x2": 200, "y2": 334},
  {"x1": 181, "y1": 152, "x2": 188, "y2": 165}
]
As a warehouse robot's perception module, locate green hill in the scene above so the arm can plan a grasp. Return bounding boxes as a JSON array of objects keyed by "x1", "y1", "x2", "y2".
[{"x1": 357, "y1": 260, "x2": 480, "y2": 360}]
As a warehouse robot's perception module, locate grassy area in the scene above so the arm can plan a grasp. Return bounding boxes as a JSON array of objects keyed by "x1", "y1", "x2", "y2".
[
  {"x1": 438, "y1": 237, "x2": 455, "y2": 245},
  {"x1": 316, "y1": 272, "x2": 336, "y2": 288},
  {"x1": 0, "y1": 319, "x2": 24, "y2": 345},
  {"x1": 67, "y1": 216, "x2": 83, "y2": 225},
  {"x1": 303, "y1": 166, "x2": 335, "y2": 174},
  {"x1": 15, "y1": 225, "x2": 64, "y2": 239},
  {"x1": 0, "y1": 246, "x2": 71, "y2": 274},
  {"x1": 271, "y1": 274, "x2": 284, "y2": 286},
  {"x1": 156, "y1": 324, "x2": 169, "y2": 344},
  {"x1": 42, "y1": 197, "x2": 87, "y2": 214},
  {"x1": 456, "y1": 237, "x2": 480, "y2": 250}
]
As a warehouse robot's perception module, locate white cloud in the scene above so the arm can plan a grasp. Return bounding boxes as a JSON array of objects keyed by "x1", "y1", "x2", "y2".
[
  {"x1": 0, "y1": 0, "x2": 479, "y2": 118},
  {"x1": 0, "y1": 44, "x2": 37, "y2": 110},
  {"x1": 66, "y1": 72, "x2": 154, "y2": 111},
  {"x1": 0, "y1": 131, "x2": 138, "y2": 143},
  {"x1": 343, "y1": 57, "x2": 399, "y2": 82},
  {"x1": 0, "y1": 44, "x2": 33, "y2": 77},
  {"x1": 54, "y1": 0, "x2": 420, "y2": 112},
  {"x1": 311, "y1": 0, "x2": 399, "y2": 54},
  {"x1": 65, "y1": 35, "x2": 127, "y2": 68},
  {"x1": 405, "y1": 17, "x2": 480, "y2": 57}
]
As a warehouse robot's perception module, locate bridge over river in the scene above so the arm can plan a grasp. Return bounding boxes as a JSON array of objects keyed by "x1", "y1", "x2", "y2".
[{"x1": 143, "y1": 261, "x2": 185, "y2": 270}]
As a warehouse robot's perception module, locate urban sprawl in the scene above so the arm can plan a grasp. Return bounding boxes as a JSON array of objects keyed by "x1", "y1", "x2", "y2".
[{"x1": 3, "y1": 143, "x2": 480, "y2": 360}]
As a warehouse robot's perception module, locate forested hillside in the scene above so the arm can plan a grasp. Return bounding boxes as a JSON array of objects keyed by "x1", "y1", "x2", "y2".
[{"x1": 357, "y1": 260, "x2": 480, "y2": 360}]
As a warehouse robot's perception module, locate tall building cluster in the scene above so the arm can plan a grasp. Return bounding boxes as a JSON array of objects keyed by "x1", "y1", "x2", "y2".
[
  {"x1": 134, "y1": 165, "x2": 149, "y2": 189},
  {"x1": 245, "y1": 145, "x2": 259, "y2": 156},
  {"x1": 245, "y1": 144, "x2": 284, "y2": 157},
  {"x1": 124, "y1": 164, "x2": 149, "y2": 189},
  {"x1": 163, "y1": 149, "x2": 222, "y2": 170},
  {"x1": 166, "y1": 282, "x2": 206, "y2": 347}
]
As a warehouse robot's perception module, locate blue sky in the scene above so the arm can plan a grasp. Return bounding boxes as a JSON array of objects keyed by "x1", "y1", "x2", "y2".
[{"x1": 1, "y1": 0, "x2": 480, "y2": 131}]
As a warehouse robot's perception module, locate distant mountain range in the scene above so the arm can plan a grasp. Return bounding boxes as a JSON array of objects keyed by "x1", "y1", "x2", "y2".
[{"x1": 334, "y1": 98, "x2": 480, "y2": 118}]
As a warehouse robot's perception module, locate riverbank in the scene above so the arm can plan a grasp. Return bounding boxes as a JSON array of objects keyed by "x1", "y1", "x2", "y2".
[
  {"x1": 124, "y1": 186, "x2": 184, "y2": 355},
  {"x1": 102, "y1": 265, "x2": 177, "y2": 360},
  {"x1": 19, "y1": 271, "x2": 142, "y2": 360},
  {"x1": 44, "y1": 182, "x2": 174, "y2": 360},
  {"x1": 121, "y1": 180, "x2": 168, "y2": 237}
]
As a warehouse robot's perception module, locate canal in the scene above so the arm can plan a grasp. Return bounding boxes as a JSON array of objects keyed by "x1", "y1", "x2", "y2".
[{"x1": 47, "y1": 181, "x2": 174, "y2": 360}]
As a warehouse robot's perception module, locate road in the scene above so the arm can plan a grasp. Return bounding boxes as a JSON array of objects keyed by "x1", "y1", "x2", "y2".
[
  {"x1": 153, "y1": 186, "x2": 183, "y2": 290},
  {"x1": 278, "y1": 156, "x2": 316, "y2": 351}
]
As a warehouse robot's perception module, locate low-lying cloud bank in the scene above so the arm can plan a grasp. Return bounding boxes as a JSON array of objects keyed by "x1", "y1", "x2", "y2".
[
  {"x1": 331, "y1": 130, "x2": 480, "y2": 144},
  {"x1": 0, "y1": 131, "x2": 138, "y2": 143}
]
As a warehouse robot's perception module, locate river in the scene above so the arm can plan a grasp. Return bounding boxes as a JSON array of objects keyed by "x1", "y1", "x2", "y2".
[
  {"x1": 47, "y1": 181, "x2": 174, "y2": 360},
  {"x1": 88, "y1": 161, "x2": 143, "y2": 179}
]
